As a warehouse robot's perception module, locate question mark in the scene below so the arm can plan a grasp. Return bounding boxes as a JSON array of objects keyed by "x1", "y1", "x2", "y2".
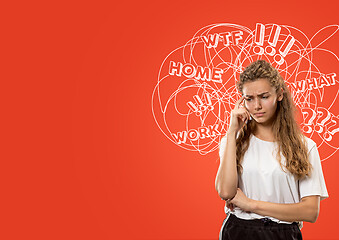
[
  {"x1": 324, "y1": 114, "x2": 339, "y2": 141},
  {"x1": 301, "y1": 107, "x2": 317, "y2": 133},
  {"x1": 315, "y1": 107, "x2": 331, "y2": 133}
]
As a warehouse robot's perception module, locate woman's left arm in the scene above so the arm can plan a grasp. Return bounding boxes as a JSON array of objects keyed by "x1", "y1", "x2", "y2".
[{"x1": 228, "y1": 188, "x2": 320, "y2": 223}]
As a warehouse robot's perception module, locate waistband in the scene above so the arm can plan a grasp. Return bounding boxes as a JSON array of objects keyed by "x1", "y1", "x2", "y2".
[{"x1": 227, "y1": 213, "x2": 299, "y2": 229}]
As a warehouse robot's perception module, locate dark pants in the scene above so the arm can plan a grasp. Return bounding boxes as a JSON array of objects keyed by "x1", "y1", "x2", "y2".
[{"x1": 219, "y1": 214, "x2": 303, "y2": 240}]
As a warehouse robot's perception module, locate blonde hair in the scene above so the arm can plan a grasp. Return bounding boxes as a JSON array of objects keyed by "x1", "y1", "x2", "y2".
[{"x1": 235, "y1": 60, "x2": 312, "y2": 180}]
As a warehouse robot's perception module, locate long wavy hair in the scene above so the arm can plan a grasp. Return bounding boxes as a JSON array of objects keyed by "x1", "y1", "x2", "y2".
[{"x1": 235, "y1": 60, "x2": 312, "y2": 180}]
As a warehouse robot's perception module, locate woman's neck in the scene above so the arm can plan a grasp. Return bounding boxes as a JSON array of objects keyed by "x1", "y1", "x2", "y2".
[{"x1": 253, "y1": 124, "x2": 275, "y2": 142}]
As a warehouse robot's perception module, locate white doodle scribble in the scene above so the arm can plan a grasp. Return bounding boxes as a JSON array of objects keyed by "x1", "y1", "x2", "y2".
[{"x1": 151, "y1": 23, "x2": 339, "y2": 160}]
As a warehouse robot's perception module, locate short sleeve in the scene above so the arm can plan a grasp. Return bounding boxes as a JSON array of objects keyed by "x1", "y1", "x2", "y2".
[{"x1": 299, "y1": 143, "x2": 329, "y2": 201}]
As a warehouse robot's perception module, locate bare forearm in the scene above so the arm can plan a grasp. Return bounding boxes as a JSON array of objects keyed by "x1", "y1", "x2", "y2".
[
  {"x1": 215, "y1": 131, "x2": 238, "y2": 199},
  {"x1": 250, "y1": 199, "x2": 318, "y2": 223}
]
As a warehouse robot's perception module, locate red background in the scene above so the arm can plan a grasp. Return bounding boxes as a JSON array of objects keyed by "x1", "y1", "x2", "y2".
[{"x1": 2, "y1": 0, "x2": 338, "y2": 239}]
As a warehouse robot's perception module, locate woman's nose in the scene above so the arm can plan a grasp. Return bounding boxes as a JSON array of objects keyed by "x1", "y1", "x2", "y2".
[{"x1": 254, "y1": 99, "x2": 262, "y2": 110}]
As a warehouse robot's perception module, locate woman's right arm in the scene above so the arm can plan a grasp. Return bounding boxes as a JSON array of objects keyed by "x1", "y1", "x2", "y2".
[
  {"x1": 215, "y1": 96, "x2": 250, "y2": 200},
  {"x1": 215, "y1": 130, "x2": 238, "y2": 200}
]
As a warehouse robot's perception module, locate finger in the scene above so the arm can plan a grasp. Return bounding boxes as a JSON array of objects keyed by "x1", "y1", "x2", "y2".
[
  {"x1": 235, "y1": 96, "x2": 245, "y2": 109},
  {"x1": 247, "y1": 112, "x2": 252, "y2": 121},
  {"x1": 245, "y1": 111, "x2": 251, "y2": 122},
  {"x1": 244, "y1": 112, "x2": 248, "y2": 121},
  {"x1": 241, "y1": 113, "x2": 248, "y2": 123},
  {"x1": 240, "y1": 111, "x2": 249, "y2": 123}
]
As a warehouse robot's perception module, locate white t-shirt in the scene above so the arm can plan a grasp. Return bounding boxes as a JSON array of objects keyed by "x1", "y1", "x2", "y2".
[{"x1": 219, "y1": 134, "x2": 329, "y2": 229}]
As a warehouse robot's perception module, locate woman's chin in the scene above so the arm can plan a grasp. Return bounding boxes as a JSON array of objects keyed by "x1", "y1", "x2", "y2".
[{"x1": 254, "y1": 117, "x2": 275, "y2": 126}]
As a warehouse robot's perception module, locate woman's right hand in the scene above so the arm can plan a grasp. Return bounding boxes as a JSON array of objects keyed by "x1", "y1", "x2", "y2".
[
  {"x1": 228, "y1": 96, "x2": 251, "y2": 134},
  {"x1": 226, "y1": 199, "x2": 235, "y2": 212}
]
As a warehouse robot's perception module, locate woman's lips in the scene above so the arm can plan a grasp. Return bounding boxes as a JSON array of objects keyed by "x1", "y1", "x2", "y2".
[{"x1": 254, "y1": 112, "x2": 265, "y2": 117}]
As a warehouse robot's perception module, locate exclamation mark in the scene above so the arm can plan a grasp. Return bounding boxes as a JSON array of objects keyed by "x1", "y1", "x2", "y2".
[
  {"x1": 193, "y1": 95, "x2": 204, "y2": 106},
  {"x1": 274, "y1": 35, "x2": 295, "y2": 65},
  {"x1": 187, "y1": 101, "x2": 201, "y2": 116},
  {"x1": 253, "y1": 23, "x2": 265, "y2": 55},
  {"x1": 266, "y1": 24, "x2": 281, "y2": 56},
  {"x1": 205, "y1": 92, "x2": 212, "y2": 106},
  {"x1": 204, "y1": 92, "x2": 214, "y2": 111},
  {"x1": 279, "y1": 35, "x2": 295, "y2": 57},
  {"x1": 193, "y1": 95, "x2": 208, "y2": 112}
]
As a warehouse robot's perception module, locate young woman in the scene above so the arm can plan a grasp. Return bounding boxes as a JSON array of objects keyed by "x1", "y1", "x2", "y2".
[{"x1": 215, "y1": 60, "x2": 329, "y2": 240}]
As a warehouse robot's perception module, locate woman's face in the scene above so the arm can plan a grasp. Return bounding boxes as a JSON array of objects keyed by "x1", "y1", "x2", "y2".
[{"x1": 242, "y1": 78, "x2": 283, "y2": 125}]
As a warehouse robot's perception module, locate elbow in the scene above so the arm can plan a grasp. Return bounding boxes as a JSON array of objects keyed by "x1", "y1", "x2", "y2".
[
  {"x1": 219, "y1": 191, "x2": 236, "y2": 200},
  {"x1": 215, "y1": 178, "x2": 237, "y2": 200},
  {"x1": 310, "y1": 210, "x2": 319, "y2": 223},
  {"x1": 307, "y1": 207, "x2": 320, "y2": 223},
  {"x1": 308, "y1": 215, "x2": 318, "y2": 223},
  {"x1": 301, "y1": 196, "x2": 320, "y2": 223},
  {"x1": 216, "y1": 188, "x2": 237, "y2": 200}
]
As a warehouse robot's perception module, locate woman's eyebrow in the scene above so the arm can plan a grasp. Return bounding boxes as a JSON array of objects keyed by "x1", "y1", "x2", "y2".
[{"x1": 245, "y1": 92, "x2": 270, "y2": 97}]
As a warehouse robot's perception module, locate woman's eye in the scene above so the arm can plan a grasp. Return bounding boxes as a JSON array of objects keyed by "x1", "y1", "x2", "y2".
[
  {"x1": 245, "y1": 98, "x2": 252, "y2": 101},
  {"x1": 262, "y1": 96, "x2": 269, "y2": 99}
]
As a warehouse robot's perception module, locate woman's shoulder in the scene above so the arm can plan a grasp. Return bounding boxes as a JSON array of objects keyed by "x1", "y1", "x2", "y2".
[{"x1": 302, "y1": 135, "x2": 317, "y2": 152}]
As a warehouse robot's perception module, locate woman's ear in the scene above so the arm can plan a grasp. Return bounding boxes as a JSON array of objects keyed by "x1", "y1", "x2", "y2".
[{"x1": 278, "y1": 88, "x2": 284, "y2": 101}]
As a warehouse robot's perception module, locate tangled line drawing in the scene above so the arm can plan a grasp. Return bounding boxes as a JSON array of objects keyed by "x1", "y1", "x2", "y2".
[{"x1": 152, "y1": 23, "x2": 339, "y2": 160}]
